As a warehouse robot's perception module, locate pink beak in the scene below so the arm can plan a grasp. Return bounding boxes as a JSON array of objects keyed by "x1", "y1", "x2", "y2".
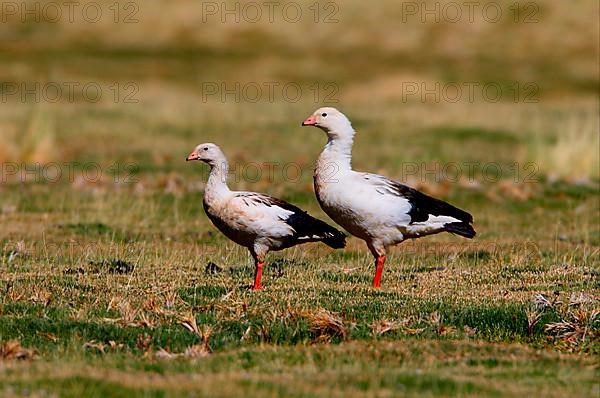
[
  {"x1": 302, "y1": 115, "x2": 317, "y2": 126},
  {"x1": 186, "y1": 151, "x2": 200, "y2": 161}
]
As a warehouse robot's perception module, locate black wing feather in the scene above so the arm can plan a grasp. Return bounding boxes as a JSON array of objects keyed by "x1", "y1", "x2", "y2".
[
  {"x1": 394, "y1": 184, "x2": 474, "y2": 224},
  {"x1": 371, "y1": 177, "x2": 473, "y2": 224},
  {"x1": 235, "y1": 193, "x2": 346, "y2": 249},
  {"x1": 386, "y1": 181, "x2": 476, "y2": 239}
]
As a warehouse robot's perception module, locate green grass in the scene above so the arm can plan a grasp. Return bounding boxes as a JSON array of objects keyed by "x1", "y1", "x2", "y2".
[
  {"x1": 0, "y1": 296, "x2": 570, "y2": 353},
  {"x1": 3, "y1": 184, "x2": 596, "y2": 398},
  {"x1": 0, "y1": 340, "x2": 597, "y2": 397}
]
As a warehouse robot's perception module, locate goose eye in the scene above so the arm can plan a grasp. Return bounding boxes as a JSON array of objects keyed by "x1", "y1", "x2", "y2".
[
  {"x1": 321, "y1": 113, "x2": 328, "y2": 117},
  {"x1": 203, "y1": 147, "x2": 209, "y2": 151}
]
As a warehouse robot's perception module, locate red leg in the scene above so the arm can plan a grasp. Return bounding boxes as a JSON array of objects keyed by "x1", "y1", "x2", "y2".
[
  {"x1": 372, "y1": 255, "x2": 386, "y2": 288},
  {"x1": 253, "y1": 261, "x2": 264, "y2": 290}
]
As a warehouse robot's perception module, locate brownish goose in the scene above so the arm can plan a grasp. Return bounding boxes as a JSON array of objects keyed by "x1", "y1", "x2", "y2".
[{"x1": 186, "y1": 143, "x2": 346, "y2": 290}]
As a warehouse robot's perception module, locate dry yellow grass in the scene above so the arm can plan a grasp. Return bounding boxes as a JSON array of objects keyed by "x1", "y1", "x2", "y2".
[{"x1": 529, "y1": 111, "x2": 600, "y2": 181}]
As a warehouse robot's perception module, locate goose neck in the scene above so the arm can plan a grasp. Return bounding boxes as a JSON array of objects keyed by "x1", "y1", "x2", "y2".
[
  {"x1": 205, "y1": 160, "x2": 230, "y2": 202},
  {"x1": 321, "y1": 133, "x2": 354, "y2": 171}
]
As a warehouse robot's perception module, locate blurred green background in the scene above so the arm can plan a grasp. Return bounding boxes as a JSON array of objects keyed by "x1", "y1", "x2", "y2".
[{"x1": 0, "y1": 0, "x2": 598, "y2": 191}]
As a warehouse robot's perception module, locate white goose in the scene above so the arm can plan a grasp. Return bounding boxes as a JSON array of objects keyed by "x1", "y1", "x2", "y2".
[
  {"x1": 302, "y1": 107, "x2": 475, "y2": 288},
  {"x1": 186, "y1": 143, "x2": 346, "y2": 290}
]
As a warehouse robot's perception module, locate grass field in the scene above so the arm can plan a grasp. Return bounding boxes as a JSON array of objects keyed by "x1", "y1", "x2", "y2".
[{"x1": 0, "y1": 0, "x2": 599, "y2": 396}]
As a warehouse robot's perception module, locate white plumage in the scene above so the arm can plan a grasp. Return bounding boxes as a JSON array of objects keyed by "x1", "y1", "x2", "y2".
[{"x1": 302, "y1": 107, "x2": 475, "y2": 287}]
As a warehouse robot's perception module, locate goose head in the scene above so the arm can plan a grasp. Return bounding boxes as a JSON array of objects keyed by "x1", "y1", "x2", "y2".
[
  {"x1": 186, "y1": 143, "x2": 226, "y2": 166},
  {"x1": 302, "y1": 107, "x2": 354, "y2": 138}
]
